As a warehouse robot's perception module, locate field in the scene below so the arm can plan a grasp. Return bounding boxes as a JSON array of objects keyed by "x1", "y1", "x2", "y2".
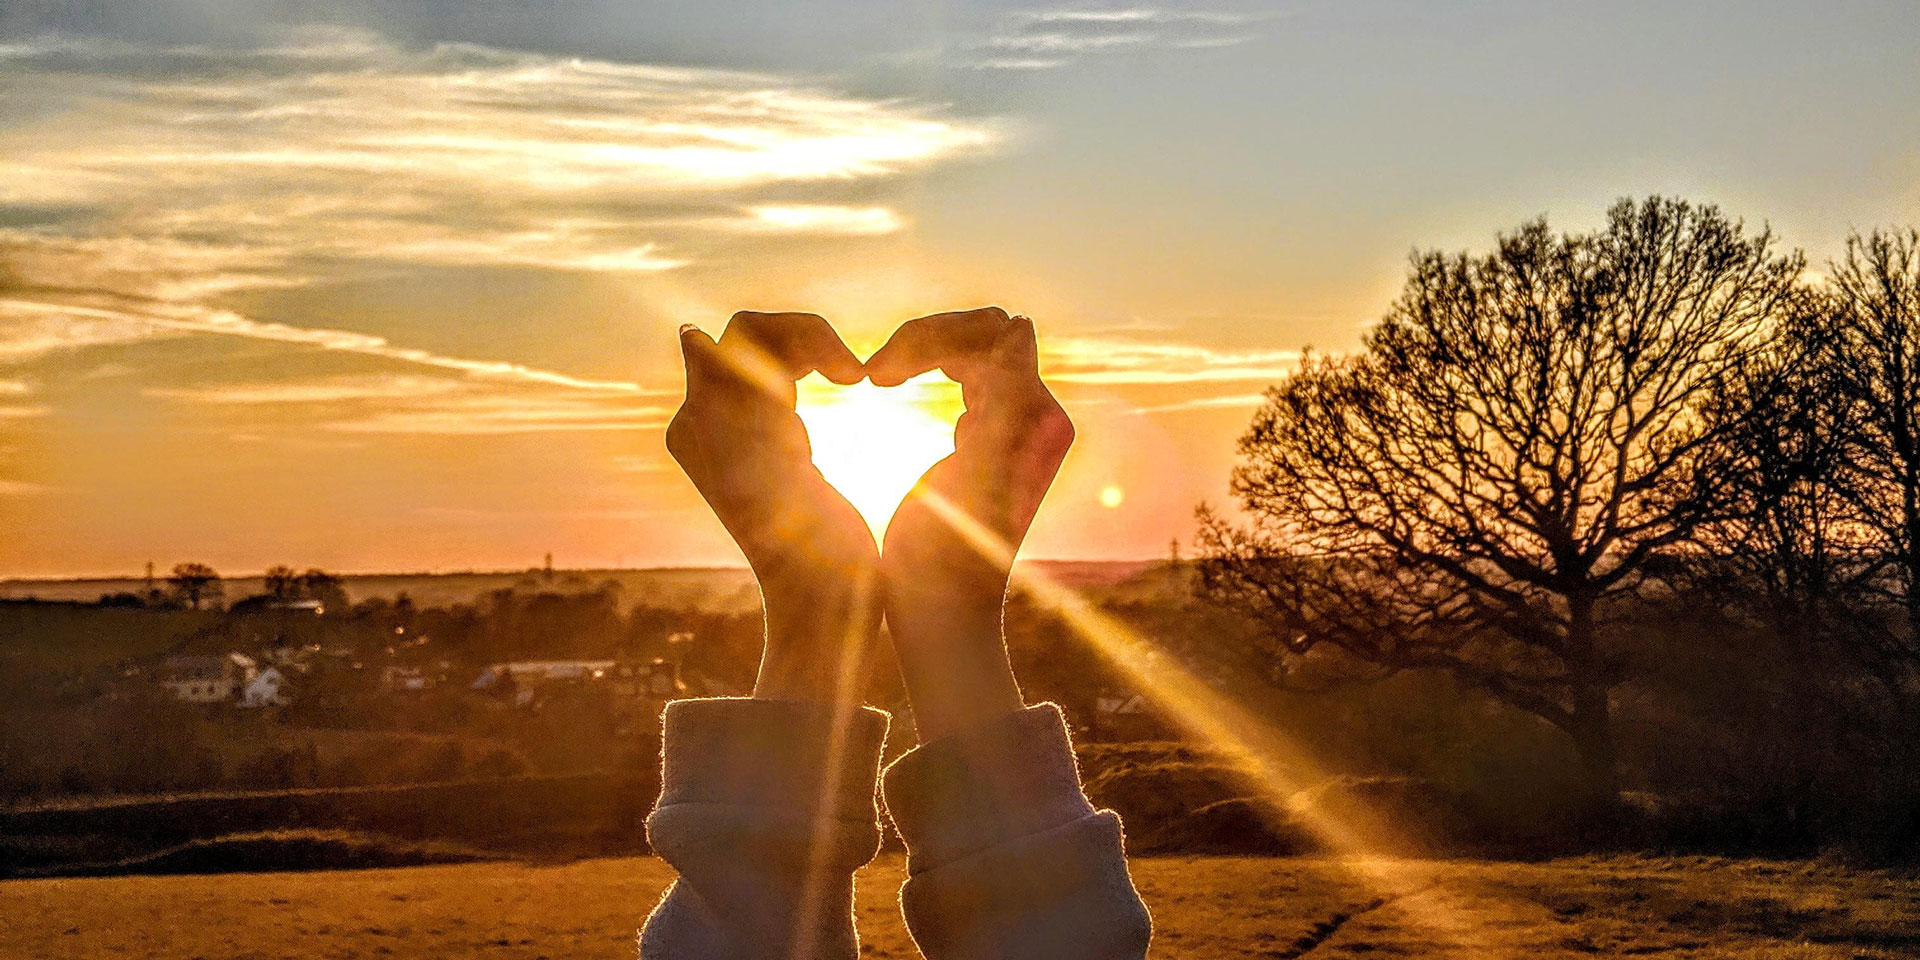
[{"x1": 3, "y1": 855, "x2": 1916, "y2": 959}]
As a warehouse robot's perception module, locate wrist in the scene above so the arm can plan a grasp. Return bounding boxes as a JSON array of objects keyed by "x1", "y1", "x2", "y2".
[
  {"x1": 752, "y1": 581, "x2": 881, "y2": 701},
  {"x1": 886, "y1": 610, "x2": 1024, "y2": 741}
]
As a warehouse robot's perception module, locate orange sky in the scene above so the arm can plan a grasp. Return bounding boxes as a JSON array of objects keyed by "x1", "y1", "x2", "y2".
[{"x1": 1, "y1": 3, "x2": 1916, "y2": 577}]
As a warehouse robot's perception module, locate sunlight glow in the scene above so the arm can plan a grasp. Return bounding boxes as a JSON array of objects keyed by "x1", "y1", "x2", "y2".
[
  {"x1": 796, "y1": 373, "x2": 962, "y2": 534},
  {"x1": 1099, "y1": 484, "x2": 1125, "y2": 508},
  {"x1": 908, "y1": 487, "x2": 1510, "y2": 955},
  {"x1": 793, "y1": 566, "x2": 879, "y2": 960}
]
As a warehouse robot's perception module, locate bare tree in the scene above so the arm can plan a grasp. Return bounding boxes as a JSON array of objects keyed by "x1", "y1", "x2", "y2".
[
  {"x1": 1822, "y1": 228, "x2": 1920, "y2": 662},
  {"x1": 1689, "y1": 292, "x2": 1896, "y2": 675},
  {"x1": 1198, "y1": 198, "x2": 1804, "y2": 805},
  {"x1": 167, "y1": 562, "x2": 224, "y2": 611}
]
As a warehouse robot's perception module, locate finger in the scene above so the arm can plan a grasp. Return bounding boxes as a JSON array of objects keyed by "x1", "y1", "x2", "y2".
[
  {"x1": 866, "y1": 306, "x2": 1030, "y2": 387},
  {"x1": 719, "y1": 310, "x2": 865, "y2": 387},
  {"x1": 678, "y1": 323, "x2": 724, "y2": 405}
]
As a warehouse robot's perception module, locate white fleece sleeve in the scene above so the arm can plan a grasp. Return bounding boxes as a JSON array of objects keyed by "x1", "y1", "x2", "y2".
[
  {"x1": 639, "y1": 697, "x2": 890, "y2": 960},
  {"x1": 882, "y1": 703, "x2": 1153, "y2": 960}
]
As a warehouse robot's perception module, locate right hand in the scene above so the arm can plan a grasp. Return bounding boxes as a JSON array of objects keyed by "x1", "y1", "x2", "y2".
[
  {"x1": 865, "y1": 307, "x2": 1075, "y2": 738},
  {"x1": 665, "y1": 311, "x2": 878, "y2": 702}
]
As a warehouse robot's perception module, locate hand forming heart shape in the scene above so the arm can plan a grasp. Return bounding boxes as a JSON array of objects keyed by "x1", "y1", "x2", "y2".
[{"x1": 664, "y1": 307, "x2": 1071, "y2": 732}]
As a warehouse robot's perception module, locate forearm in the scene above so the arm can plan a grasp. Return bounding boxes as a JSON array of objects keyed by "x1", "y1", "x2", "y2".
[
  {"x1": 640, "y1": 698, "x2": 889, "y2": 960},
  {"x1": 751, "y1": 570, "x2": 882, "y2": 701},
  {"x1": 886, "y1": 585, "x2": 1023, "y2": 741}
]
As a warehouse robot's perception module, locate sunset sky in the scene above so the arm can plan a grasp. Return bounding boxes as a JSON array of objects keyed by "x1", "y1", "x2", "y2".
[{"x1": 1, "y1": 0, "x2": 1916, "y2": 577}]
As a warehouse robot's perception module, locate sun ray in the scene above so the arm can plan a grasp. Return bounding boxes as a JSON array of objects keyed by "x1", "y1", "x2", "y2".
[
  {"x1": 791, "y1": 564, "x2": 879, "y2": 960},
  {"x1": 910, "y1": 488, "x2": 1510, "y2": 955}
]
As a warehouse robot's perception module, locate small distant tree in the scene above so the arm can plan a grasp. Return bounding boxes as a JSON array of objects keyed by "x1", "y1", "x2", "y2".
[
  {"x1": 263, "y1": 565, "x2": 300, "y2": 599},
  {"x1": 298, "y1": 569, "x2": 348, "y2": 612},
  {"x1": 1199, "y1": 198, "x2": 1804, "y2": 808},
  {"x1": 167, "y1": 562, "x2": 223, "y2": 611}
]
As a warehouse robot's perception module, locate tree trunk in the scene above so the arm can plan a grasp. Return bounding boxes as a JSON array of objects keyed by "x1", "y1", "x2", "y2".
[
  {"x1": 1903, "y1": 485, "x2": 1920, "y2": 647},
  {"x1": 1569, "y1": 686, "x2": 1619, "y2": 813},
  {"x1": 1565, "y1": 593, "x2": 1621, "y2": 833}
]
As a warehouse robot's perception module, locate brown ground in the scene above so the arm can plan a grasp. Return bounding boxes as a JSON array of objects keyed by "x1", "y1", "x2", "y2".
[{"x1": 2, "y1": 854, "x2": 1916, "y2": 959}]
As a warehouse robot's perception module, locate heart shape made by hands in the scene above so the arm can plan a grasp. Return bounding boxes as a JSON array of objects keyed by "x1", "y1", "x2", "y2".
[{"x1": 795, "y1": 370, "x2": 962, "y2": 535}]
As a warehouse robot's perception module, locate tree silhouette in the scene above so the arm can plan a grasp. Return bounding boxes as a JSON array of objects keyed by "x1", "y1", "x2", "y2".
[
  {"x1": 1198, "y1": 197, "x2": 1803, "y2": 807},
  {"x1": 167, "y1": 562, "x2": 224, "y2": 611},
  {"x1": 298, "y1": 568, "x2": 348, "y2": 612},
  {"x1": 1688, "y1": 290, "x2": 1894, "y2": 675},
  {"x1": 263, "y1": 565, "x2": 299, "y2": 599},
  {"x1": 1819, "y1": 228, "x2": 1920, "y2": 663}
]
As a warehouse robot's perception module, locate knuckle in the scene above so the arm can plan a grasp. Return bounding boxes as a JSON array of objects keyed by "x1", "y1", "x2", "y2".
[
  {"x1": 978, "y1": 305, "x2": 1011, "y2": 324},
  {"x1": 664, "y1": 413, "x2": 695, "y2": 458},
  {"x1": 1036, "y1": 397, "x2": 1073, "y2": 444},
  {"x1": 727, "y1": 311, "x2": 778, "y2": 341}
]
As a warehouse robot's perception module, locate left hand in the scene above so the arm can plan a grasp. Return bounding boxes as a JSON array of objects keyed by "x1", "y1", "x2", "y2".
[{"x1": 664, "y1": 311, "x2": 879, "y2": 701}]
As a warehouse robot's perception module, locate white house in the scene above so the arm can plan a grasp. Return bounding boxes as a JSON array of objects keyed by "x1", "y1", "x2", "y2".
[
  {"x1": 500, "y1": 660, "x2": 618, "y2": 681},
  {"x1": 160, "y1": 652, "x2": 257, "y2": 703},
  {"x1": 240, "y1": 666, "x2": 292, "y2": 708}
]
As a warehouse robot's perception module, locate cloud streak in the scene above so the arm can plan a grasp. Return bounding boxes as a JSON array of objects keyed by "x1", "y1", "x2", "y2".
[
  {"x1": 0, "y1": 28, "x2": 995, "y2": 297},
  {"x1": 969, "y1": 6, "x2": 1266, "y2": 69},
  {"x1": 727, "y1": 205, "x2": 905, "y2": 235},
  {"x1": 144, "y1": 375, "x2": 465, "y2": 405},
  {"x1": 145, "y1": 370, "x2": 670, "y2": 435},
  {"x1": 321, "y1": 393, "x2": 671, "y2": 435},
  {"x1": 1130, "y1": 392, "x2": 1269, "y2": 413},
  {"x1": 0, "y1": 294, "x2": 661, "y2": 394},
  {"x1": 1041, "y1": 335, "x2": 1300, "y2": 385}
]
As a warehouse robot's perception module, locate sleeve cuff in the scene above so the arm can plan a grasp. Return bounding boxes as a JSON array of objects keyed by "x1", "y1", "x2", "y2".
[
  {"x1": 656, "y1": 697, "x2": 891, "y2": 820},
  {"x1": 882, "y1": 703, "x2": 1098, "y2": 872}
]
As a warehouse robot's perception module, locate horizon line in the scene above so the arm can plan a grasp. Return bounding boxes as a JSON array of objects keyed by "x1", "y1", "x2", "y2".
[{"x1": 0, "y1": 556, "x2": 1175, "y2": 585}]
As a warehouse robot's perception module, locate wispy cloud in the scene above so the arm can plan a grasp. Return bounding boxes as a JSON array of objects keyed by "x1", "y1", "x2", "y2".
[
  {"x1": 724, "y1": 204, "x2": 905, "y2": 235},
  {"x1": 0, "y1": 295, "x2": 658, "y2": 394},
  {"x1": 322, "y1": 393, "x2": 671, "y2": 435},
  {"x1": 0, "y1": 479, "x2": 48, "y2": 496},
  {"x1": 146, "y1": 371, "x2": 669, "y2": 436},
  {"x1": 145, "y1": 375, "x2": 465, "y2": 405},
  {"x1": 0, "y1": 27, "x2": 996, "y2": 298},
  {"x1": 1041, "y1": 335, "x2": 1300, "y2": 385},
  {"x1": 1131, "y1": 392, "x2": 1269, "y2": 413},
  {"x1": 969, "y1": 6, "x2": 1267, "y2": 69}
]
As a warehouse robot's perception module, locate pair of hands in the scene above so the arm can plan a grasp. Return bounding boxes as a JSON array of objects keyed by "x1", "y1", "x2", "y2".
[{"x1": 666, "y1": 308, "x2": 1074, "y2": 740}]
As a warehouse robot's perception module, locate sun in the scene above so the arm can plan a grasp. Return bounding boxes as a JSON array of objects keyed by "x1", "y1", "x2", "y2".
[{"x1": 796, "y1": 372, "x2": 962, "y2": 534}]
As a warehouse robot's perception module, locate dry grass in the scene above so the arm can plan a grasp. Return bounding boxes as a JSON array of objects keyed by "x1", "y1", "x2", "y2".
[{"x1": 2, "y1": 854, "x2": 1916, "y2": 959}]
